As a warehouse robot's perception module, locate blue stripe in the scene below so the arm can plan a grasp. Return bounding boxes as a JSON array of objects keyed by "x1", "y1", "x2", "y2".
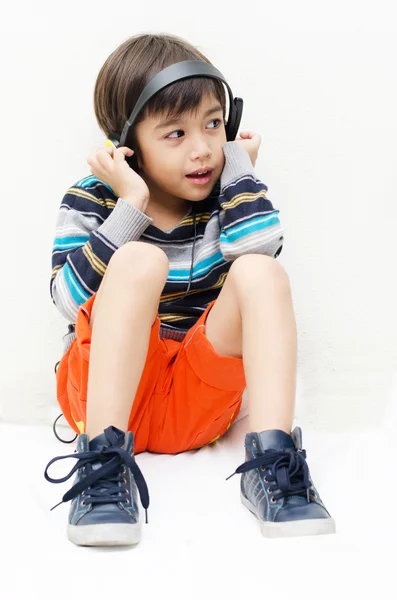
[
  {"x1": 167, "y1": 250, "x2": 226, "y2": 281},
  {"x1": 63, "y1": 263, "x2": 90, "y2": 304},
  {"x1": 53, "y1": 235, "x2": 89, "y2": 251},
  {"x1": 220, "y1": 214, "x2": 280, "y2": 244},
  {"x1": 75, "y1": 175, "x2": 115, "y2": 194}
]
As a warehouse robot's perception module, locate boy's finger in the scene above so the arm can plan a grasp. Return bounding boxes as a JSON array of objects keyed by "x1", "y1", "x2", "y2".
[
  {"x1": 87, "y1": 156, "x2": 102, "y2": 175},
  {"x1": 89, "y1": 147, "x2": 113, "y2": 166},
  {"x1": 97, "y1": 150, "x2": 114, "y2": 169},
  {"x1": 103, "y1": 146, "x2": 115, "y2": 156},
  {"x1": 114, "y1": 147, "x2": 134, "y2": 163},
  {"x1": 101, "y1": 147, "x2": 115, "y2": 162},
  {"x1": 113, "y1": 148, "x2": 125, "y2": 164},
  {"x1": 118, "y1": 146, "x2": 134, "y2": 155}
]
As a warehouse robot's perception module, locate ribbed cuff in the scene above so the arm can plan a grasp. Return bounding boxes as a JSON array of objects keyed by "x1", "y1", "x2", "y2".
[
  {"x1": 221, "y1": 141, "x2": 256, "y2": 189},
  {"x1": 98, "y1": 197, "x2": 153, "y2": 246}
]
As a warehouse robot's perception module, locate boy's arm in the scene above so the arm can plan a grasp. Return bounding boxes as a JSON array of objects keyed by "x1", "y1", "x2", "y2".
[
  {"x1": 50, "y1": 186, "x2": 153, "y2": 323},
  {"x1": 218, "y1": 142, "x2": 284, "y2": 261}
]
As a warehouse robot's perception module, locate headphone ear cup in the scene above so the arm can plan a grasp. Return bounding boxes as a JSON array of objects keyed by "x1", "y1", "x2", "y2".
[
  {"x1": 126, "y1": 153, "x2": 140, "y2": 173},
  {"x1": 108, "y1": 132, "x2": 121, "y2": 148},
  {"x1": 108, "y1": 132, "x2": 140, "y2": 173},
  {"x1": 225, "y1": 108, "x2": 235, "y2": 141},
  {"x1": 226, "y1": 97, "x2": 243, "y2": 141}
]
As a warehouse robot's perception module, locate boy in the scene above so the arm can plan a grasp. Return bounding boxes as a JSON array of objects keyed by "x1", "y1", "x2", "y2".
[{"x1": 44, "y1": 33, "x2": 335, "y2": 546}]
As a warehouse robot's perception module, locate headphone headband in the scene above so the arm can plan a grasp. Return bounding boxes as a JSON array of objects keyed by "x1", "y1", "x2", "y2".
[{"x1": 119, "y1": 60, "x2": 242, "y2": 146}]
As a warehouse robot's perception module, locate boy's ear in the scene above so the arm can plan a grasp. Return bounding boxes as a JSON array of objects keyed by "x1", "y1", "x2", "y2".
[
  {"x1": 132, "y1": 140, "x2": 143, "y2": 171},
  {"x1": 135, "y1": 148, "x2": 145, "y2": 173}
]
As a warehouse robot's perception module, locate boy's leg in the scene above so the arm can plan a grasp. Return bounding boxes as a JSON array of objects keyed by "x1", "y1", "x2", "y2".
[
  {"x1": 205, "y1": 253, "x2": 296, "y2": 434},
  {"x1": 205, "y1": 254, "x2": 335, "y2": 537},
  {"x1": 45, "y1": 241, "x2": 169, "y2": 546},
  {"x1": 86, "y1": 241, "x2": 169, "y2": 439}
]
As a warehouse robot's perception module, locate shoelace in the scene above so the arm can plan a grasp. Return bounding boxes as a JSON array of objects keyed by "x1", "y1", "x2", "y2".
[
  {"x1": 44, "y1": 446, "x2": 150, "y2": 523},
  {"x1": 226, "y1": 448, "x2": 315, "y2": 503}
]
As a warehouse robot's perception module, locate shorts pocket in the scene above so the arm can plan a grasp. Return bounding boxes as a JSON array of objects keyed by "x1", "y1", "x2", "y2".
[
  {"x1": 186, "y1": 395, "x2": 242, "y2": 451},
  {"x1": 183, "y1": 326, "x2": 246, "y2": 393},
  {"x1": 68, "y1": 342, "x2": 89, "y2": 403}
]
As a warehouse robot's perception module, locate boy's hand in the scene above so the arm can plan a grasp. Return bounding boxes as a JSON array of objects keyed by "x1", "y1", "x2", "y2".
[
  {"x1": 87, "y1": 146, "x2": 150, "y2": 211},
  {"x1": 235, "y1": 131, "x2": 261, "y2": 167}
]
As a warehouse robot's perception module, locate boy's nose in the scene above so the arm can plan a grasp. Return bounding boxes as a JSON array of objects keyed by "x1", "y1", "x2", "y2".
[{"x1": 189, "y1": 137, "x2": 211, "y2": 160}]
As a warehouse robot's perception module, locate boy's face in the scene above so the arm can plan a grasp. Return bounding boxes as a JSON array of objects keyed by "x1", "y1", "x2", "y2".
[{"x1": 135, "y1": 93, "x2": 227, "y2": 207}]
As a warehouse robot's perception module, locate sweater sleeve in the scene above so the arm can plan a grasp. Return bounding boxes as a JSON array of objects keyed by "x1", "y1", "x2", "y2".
[
  {"x1": 50, "y1": 183, "x2": 153, "y2": 323},
  {"x1": 218, "y1": 142, "x2": 284, "y2": 261}
]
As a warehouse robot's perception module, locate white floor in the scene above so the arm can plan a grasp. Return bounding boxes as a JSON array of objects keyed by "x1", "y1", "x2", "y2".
[{"x1": 2, "y1": 390, "x2": 396, "y2": 600}]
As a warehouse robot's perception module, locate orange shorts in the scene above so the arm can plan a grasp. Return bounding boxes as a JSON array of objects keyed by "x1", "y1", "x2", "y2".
[{"x1": 56, "y1": 294, "x2": 246, "y2": 454}]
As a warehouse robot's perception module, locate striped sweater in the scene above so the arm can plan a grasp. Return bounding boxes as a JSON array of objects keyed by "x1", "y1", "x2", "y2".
[{"x1": 50, "y1": 142, "x2": 284, "y2": 355}]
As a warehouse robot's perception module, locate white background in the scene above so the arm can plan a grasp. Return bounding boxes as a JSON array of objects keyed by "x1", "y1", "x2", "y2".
[
  {"x1": 2, "y1": 1, "x2": 396, "y2": 429},
  {"x1": 1, "y1": 1, "x2": 396, "y2": 427},
  {"x1": 1, "y1": 1, "x2": 397, "y2": 597}
]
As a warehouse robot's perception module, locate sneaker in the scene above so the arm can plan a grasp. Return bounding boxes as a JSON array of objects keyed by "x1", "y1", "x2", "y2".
[
  {"x1": 44, "y1": 425, "x2": 149, "y2": 546},
  {"x1": 227, "y1": 427, "x2": 336, "y2": 538}
]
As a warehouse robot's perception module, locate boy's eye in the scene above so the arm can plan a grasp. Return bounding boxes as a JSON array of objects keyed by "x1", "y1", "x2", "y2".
[{"x1": 166, "y1": 118, "x2": 222, "y2": 139}]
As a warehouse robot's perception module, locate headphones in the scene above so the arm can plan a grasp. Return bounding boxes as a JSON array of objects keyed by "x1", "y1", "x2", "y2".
[{"x1": 106, "y1": 60, "x2": 244, "y2": 172}]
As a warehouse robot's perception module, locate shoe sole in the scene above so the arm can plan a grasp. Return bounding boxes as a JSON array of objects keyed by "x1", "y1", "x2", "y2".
[
  {"x1": 241, "y1": 492, "x2": 336, "y2": 538},
  {"x1": 67, "y1": 522, "x2": 142, "y2": 547}
]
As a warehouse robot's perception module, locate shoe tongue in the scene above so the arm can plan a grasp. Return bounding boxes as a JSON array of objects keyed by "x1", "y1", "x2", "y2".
[
  {"x1": 86, "y1": 427, "x2": 127, "y2": 491},
  {"x1": 285, "y1": 496, "x2": 307, "y2": 506},
  {"x1": 89, "y1": 426, "x2": 125, "y2": 452},
  {"x1": 256, "y1": 429, "x2": 310, "y2": 504},
  {"x1": 253, "y1": 429, "x2": 309, "y2": 504},
  {"x1": 257, "y1": 429, "x2": 295, "y2": 453}
]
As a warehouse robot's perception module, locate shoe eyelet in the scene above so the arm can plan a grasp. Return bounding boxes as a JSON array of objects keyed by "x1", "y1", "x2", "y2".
[
  {"x1": 123, "y1": 477, "x2": 128, "y2": 485},
  {"x1": 263, "y1": 476, "x2": 268, "y2": 483},
  {"x1": 270, "y1": 497, "x2": 276, "y2": 504},
  {"x1": 267, "y1": 487, "x2": 272, "y2": 494},
  {"x1": 260, "y1": 466, "x2": 266, "y2": 471},
  {"x1": 81, "y1": 500, "x2": 86, "y2": 507},
  {"x1": 252, "y1": 439, "x2": 257, "y2": 447}
]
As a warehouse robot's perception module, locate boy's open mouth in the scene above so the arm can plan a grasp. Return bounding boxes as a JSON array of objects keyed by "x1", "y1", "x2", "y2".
[{"x1": 186, "y1": 167, "x2": 214, "y2": 184}]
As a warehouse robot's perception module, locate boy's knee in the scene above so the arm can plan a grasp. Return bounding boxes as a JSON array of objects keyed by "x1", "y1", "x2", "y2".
[
  {"x1": 230, "y1": 254, "x2": 291, "y2": 291},
  {"x1": 109, "y1": 241, "x2": 169, "y2": 280}
]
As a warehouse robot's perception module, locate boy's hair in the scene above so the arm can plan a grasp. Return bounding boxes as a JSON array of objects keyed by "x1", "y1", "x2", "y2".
[{"x1": 93, "y1": 33, "x2": 227, "y2": 165}]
